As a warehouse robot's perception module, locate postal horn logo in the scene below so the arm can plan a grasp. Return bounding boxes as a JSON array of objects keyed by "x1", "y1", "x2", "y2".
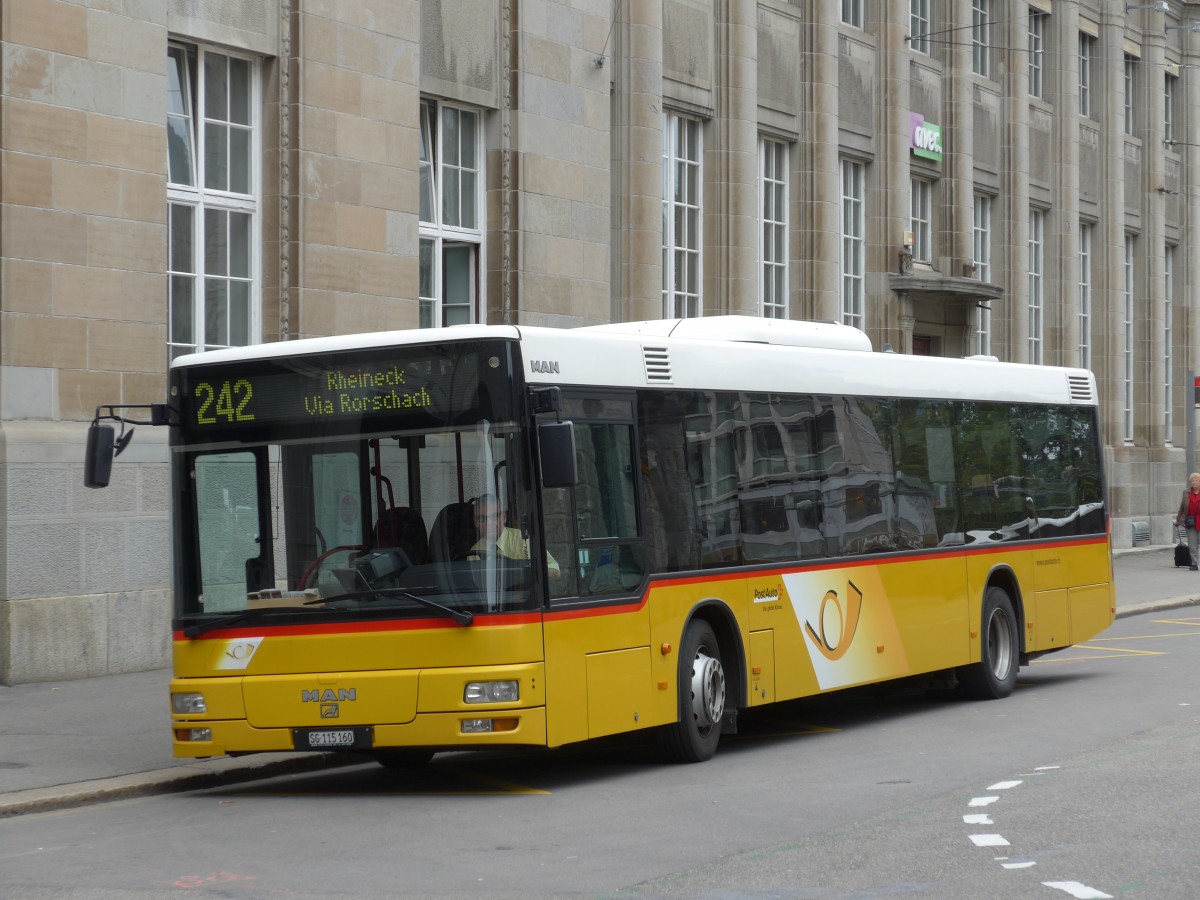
[{"x1": 803, "y1": 580, "x2": 863, "y2": 661}]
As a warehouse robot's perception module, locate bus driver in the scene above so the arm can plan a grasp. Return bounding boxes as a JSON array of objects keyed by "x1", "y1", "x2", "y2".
[{"x1": 469, "y1": 493, "x2": 562, "y2": 584}]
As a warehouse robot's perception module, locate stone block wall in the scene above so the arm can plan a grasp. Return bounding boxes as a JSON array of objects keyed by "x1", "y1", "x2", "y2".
[{"x1": 0, "y1": 422, "x2": 170, "y2": 683}]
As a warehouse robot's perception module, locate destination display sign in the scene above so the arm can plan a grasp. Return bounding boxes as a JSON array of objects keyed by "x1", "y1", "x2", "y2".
[{"x1": 173, "y1": 341, "x2": 513, "y2": 439}]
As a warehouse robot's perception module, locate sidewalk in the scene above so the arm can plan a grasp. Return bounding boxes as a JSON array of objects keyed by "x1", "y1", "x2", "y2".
[{"x1": 2, "y1": 546, "x2": 1197, "y2": 818}]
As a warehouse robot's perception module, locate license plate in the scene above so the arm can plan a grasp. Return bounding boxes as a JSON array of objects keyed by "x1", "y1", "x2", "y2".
[{"x1": 294, "y1": 727, "x2": 371, "y2": 750}]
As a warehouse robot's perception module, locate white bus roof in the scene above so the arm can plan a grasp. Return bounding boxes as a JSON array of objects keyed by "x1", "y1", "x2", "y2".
[
  {"x1": 172, "y1": 317, "x2": 1097, "y2": 407},
  {"x1": 582, "y1": 316, "x2": 873, "y2": 351}
]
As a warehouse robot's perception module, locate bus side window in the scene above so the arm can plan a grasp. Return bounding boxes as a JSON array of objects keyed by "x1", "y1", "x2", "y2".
[
  {"x1": 574, "y1": 420, "x2": 643, "y2": 593},
  {"x1": 830, "y1": 397, "x2": 898, "y2": 555},
  {"x1": 1015, "y1": 405, "x2": 1078, "y2": 537},
  {"x1": 1069, "y1": 407, "x2": 1105, "y2": 534},
  {"x1": 639, "y1": 391, "x2": 702, "y2": 572},
  {"x1": 892, "y1": 399, "x2": 960, "y2": 545},
  {"x1": 547, "y1": 396, "x2": 648, "y2": 600},
  {"x1": 543, "y1": 484, "x2": 578, "y2": 599}
]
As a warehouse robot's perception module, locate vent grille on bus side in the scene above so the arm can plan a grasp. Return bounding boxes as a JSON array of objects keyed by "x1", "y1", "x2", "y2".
[
  {"x1": 1068, "y1": 375, "x2": 1094, "y2": 403},
  {"x1": 643, "y1": 346, "x2": 672, "y2": 383}
]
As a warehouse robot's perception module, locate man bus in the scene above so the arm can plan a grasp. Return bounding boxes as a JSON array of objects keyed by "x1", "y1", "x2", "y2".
[{"x1": 86, "y1": 316, "x2": 1114, "y2": 765}]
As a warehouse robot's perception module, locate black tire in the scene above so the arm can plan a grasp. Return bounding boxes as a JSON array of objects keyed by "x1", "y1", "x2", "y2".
[
  {"x1": 373, "y1": 749, "x2": 434, "y2": 770},
  {"x1": 957, "y1": 586, "x2": 1020, "y2": 700},
  {"x1": 662, "y1": 620, "x2": 726, "y2": 763}
]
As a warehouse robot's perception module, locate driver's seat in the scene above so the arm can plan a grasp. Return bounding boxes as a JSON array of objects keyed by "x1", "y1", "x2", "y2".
[{"x1": 374, "y1": 506, "x2": 428, "y2": 566}]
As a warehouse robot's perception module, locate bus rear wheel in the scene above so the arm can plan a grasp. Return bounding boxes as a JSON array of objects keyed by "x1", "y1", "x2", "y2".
[
  {"x1": 958, "y1": 586, "x2": 1019, "y2": 700},
  {"x1": 662, "y1": 620, "x2": 725, "y2": 763}
]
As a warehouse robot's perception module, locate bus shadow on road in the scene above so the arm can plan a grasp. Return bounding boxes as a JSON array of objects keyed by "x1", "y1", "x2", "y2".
[{"x1": 199, "y1": 659, "x2": 1124, "y2": 802}]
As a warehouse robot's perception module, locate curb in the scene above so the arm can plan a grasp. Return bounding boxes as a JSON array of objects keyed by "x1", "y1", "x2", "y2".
[
  {"x1": 1115, "y1": 595, "x2": 1200, "y2": 619},
  {"x1": 0, "y1": 750, "x2": 363, "y2": 819}
]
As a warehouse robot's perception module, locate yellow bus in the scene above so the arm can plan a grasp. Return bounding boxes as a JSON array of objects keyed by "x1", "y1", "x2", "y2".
[{"x1": 86, "y1": 316, "x2": 1114, "y2": 764}]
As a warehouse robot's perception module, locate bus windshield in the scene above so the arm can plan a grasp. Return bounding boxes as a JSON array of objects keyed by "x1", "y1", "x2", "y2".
[{"x1": 170, "y1": 339, "x2": 542, "y2": 626}]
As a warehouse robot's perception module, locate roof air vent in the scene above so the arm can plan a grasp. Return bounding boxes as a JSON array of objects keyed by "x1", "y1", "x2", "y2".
[
  {"x1": 643, "y1": 346, "x2": 672, "y2": 383},
  {"x1": 1067, "y1": 375, "x2": 1094, "y2": 403}
]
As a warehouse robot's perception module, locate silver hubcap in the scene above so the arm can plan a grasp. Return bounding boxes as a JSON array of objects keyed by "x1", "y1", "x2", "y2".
[
  {"x1": 690, "y1": 647, "x2": 726, "y2": 732},
  {"x1": 985, "y1": 608, "x2": 1013, "y2": 680}
]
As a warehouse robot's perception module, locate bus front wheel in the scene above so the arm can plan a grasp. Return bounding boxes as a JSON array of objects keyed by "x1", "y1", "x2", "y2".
[
  {"x1": 958, "y1": 586, "x2": 1019, "y2": 700},
  {"x1": 662, "y1": 620, "x2": 726, "y2": 763}
]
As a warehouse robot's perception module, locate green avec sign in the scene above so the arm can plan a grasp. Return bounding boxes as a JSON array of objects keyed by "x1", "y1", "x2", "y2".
[{"x1": 910, "y1": 113, "x2": 943, "y2": 162}]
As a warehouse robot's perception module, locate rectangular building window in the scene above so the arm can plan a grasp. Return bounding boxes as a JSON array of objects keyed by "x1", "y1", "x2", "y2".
[
  {"x1": 663, "y1": 112, "x2": 702, "y2": 318},
  {"x1": 1028, "y1": 9, "x2": 1046, "y2": 99},
  {"x1": 910, "y1": 177, "x2": 932, "y2": 263},
  {"x1": 419, "y1": 99, "x2": 483, "y2": 327},
  {"x1": 1124, "y1": 54, "x2": 1138, "y2": 135},
  {"x1": 1165, "y1": 244, "x2": 1175, "y2": 441},
  {"x1": 840, "y1": 159, "x2": 866, "y2": 331},
  {"x1": 842, "y1": 0, "x2": 863, "y2": 28},
  {"x1": 973, "y1": 193, "x2": 992, "y2": 356},
  {"x1": 1079, "y1": 222, "x2": 1092, "y2": 370},
  {"x1": 1124, "y1": 235, "x2": 1135, "y2": 441},
  {"x1": 167, "y1": 43, "x2": 260, "y2": 360},
  {"x1": 1079, "y1": 34, "x2": 1095, "y2": 118},
  {"x1": 910, "y1": 0, "x2": 930, "y2": 54},
  {"x1": 1028, "y1": 208, "x2": 1045, "y2": 365},
  {"x1": 1165, "y1": 74, "x2": 1178, "y2": 146},
  {"x1": 973, "y1": 0, "x2": 993, "y2": 78},
  {"x1": 759, "y1": 138, "x2": 788, "y2": 320}
]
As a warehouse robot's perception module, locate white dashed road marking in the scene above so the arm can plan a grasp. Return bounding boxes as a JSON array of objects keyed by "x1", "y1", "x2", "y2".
[
  {"x1": 1042, "y1": 881, "x2": 1112, "y2": 899},
  {"x1": 962, "y1": 767, "x2": 1110, "y2": 898},
  {"x1": 987, "y1": 780, "x2": 1023, "y2": 791},
  {"x1": 969, "y1": 834, "x2": 1010, "y2": 847}
]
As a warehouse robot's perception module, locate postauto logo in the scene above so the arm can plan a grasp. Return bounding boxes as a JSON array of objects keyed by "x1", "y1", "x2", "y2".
[
  {"x1": 803, "y1": 581, "x2": 863, "y2": 662},
  {"x1": 782, "y1": 569, "x2": 911, "y2": 690}
]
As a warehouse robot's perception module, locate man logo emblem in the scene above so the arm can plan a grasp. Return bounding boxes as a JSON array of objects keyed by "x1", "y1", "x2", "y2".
[{"x1": 320, "y1": 703, "x2": 339, "y2": 719}]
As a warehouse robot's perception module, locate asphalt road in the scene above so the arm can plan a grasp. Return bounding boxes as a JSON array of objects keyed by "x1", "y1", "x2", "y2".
[{"x1": 2, "y1": 606, "x2": 1197, "y2": 899}]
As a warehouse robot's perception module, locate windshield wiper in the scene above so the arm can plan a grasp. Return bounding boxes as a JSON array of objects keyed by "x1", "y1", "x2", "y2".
[{"x1": 305, "y1": 587, "x2": 473, "y2": 626}]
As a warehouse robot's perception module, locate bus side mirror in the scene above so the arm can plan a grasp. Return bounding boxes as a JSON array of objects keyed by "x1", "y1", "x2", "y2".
[
  {"x1": 84, "y1": 424, "x2": 115, "y2": 488},
  {"x1": 538, "y1": 421, "x2": 577, "y2": 488}
]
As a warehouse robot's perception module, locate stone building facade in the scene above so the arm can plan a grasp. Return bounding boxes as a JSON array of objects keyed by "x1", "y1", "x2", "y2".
[{"x1": 0, "y1": 0, "x2": 1196, "y2": 682}]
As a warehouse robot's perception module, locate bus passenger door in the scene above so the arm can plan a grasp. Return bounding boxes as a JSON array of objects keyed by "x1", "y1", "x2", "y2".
[{"x1": 541, "y1": 394, "x2": 654, "y2": 746}]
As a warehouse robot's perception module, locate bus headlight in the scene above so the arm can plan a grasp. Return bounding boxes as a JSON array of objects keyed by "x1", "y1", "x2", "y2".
[
  {"x1": 464, "y1": 680, "x2": 519, "y2": 703},
  {"x1": 172, "y1": 692, "x2": 207, "y2": 714}
]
